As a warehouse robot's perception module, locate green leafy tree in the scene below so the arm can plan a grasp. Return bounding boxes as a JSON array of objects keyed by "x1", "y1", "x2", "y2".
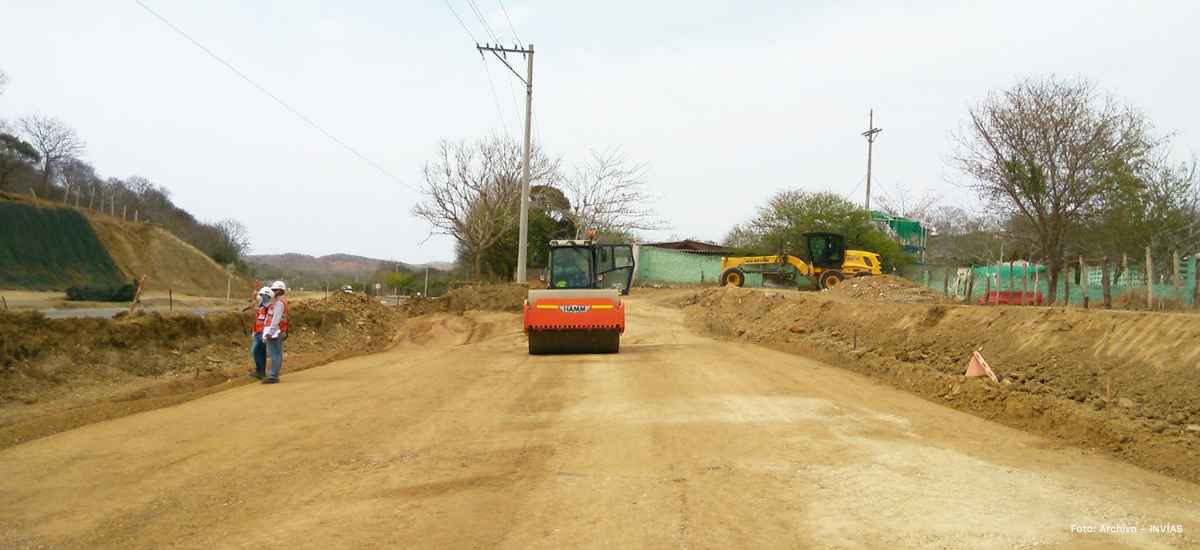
[
  {"x1": 386, "y1": 272, "x2": 421, "y2": 295},
  {"x1": 724, "y1": 189, "x2": 908, "y2": 270},
  {"x1": 0, "y1": 132, "x2": 40, "y2": 191}
]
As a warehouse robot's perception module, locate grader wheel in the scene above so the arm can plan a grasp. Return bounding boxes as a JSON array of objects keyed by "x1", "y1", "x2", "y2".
[{"x1": 721, "y1": 267, "x2": 746, "y2": 287}]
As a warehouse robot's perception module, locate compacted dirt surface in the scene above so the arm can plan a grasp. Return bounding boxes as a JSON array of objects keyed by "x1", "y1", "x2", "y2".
[{"x1": 2, "y1": 287, "x2": 1199, "y2": 549}]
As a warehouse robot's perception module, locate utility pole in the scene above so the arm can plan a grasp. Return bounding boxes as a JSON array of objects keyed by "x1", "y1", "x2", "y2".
[
  {"x1": 477, "y1": 42, "x2": 535, "y2": 284},
  {"x1": 861, "y1": 109, "x2": 882, "y2": 210}
]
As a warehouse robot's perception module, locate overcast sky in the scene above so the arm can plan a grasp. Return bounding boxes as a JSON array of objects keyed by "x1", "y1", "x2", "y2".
[{"x1": 2, "y1": 1, "x2": 1198, "y2": 264}]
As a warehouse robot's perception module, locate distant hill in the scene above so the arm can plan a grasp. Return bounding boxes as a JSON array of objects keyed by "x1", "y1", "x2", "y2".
[{"x1": 245, "y1": 253, "x2": 455, "y2": 287}]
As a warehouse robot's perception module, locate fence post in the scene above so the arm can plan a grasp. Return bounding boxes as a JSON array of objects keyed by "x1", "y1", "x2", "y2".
[
  {"x1": 1102, "y1": 258, "x2": 1112, "y2": 309},
  {"x1": 967, "y1": 271, "x2": 975, "y2": 303},
  {"x1": 984, "y1": 273, "x2": 992, "y2": 304},
  {"x1": 1146, "y1": 247, "x2": 1154, "y2": 310},
  {"x1": 1063, "y1": 261, "x2": 1071, "y2": 306},
  {"x1": 1174, "y1": 251, "x2": 1181, "y2": 308},
  {"x1": 1033, "y1": 268, "x2": 1041, "y2": 306},
  {"x1": 943, "y1": 267, "x2": 950, "y2": 296},
  {"x1": 1021, "y1": 263, "x2": 1028, "y2": 305},
  {"x1": 1080, "y1": 257, "x2": 1089, "y2": 308},
  {"x1": 1120, "y1": 253, "x2": 1127, "y2": 287}
]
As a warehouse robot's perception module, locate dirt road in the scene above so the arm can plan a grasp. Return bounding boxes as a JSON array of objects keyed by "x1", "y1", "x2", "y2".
[{"x1": 1, "y1": 294, "x2": 1197, "y2": 549}]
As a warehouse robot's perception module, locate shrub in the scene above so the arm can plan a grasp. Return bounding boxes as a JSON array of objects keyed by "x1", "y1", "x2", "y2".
[{"x1": 65, "y1": 281, "x2": 139, "y2": 302}]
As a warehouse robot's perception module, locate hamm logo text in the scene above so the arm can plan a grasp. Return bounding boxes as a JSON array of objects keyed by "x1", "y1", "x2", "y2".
[{"x1": 559, "y1": 305, "x2": 591, "y2": 313}]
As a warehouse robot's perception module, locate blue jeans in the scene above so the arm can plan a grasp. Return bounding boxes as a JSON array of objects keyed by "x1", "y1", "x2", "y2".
[
  {"x1": 266, "y1": 335, "x2": 285, "y2": 379},
  {"x1": 250, "y1": 332, "x2": 267, "y2": 375}
]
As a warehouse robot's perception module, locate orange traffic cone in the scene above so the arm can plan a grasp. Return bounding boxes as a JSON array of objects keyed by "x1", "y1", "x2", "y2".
[{"x1": 965, "y1": 350, "x2": 999, "y2": 384}]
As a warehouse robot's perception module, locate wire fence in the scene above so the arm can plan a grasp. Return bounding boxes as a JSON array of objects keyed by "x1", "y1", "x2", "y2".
[{"x1": 902, "y1": 252, "x2": 1198, "y2": 311}]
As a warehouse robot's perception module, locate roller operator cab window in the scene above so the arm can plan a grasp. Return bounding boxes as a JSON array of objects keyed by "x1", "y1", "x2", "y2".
[{"x1": 550, "y1": 247, "x2": 591, "y2": 289}]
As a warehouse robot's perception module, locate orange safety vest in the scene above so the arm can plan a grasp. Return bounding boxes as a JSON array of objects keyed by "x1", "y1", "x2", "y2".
[
  {"x1": 268, "y1": 298, "x2": 289, "y2": 334},
  {"x1": 254, "y1": 303, "x2": 269, "y2": 333}
]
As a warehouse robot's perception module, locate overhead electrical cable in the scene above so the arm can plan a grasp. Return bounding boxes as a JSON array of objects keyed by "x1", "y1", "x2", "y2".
[
  {"x1": 442, "y1": 0, "x2": 480, "y2": 43},
  {"x1": 467, "y1": 0, "x2": 500, "y2": 43},
  {"x1": 132, "y1": 0, "x2": 417, "y2": 193},
  {"x1": 481, "y1": 58, "x2": 511, "y2": 135},
  {"x1": 497, "y1": 0, "x2": 521, "y2": 44}
]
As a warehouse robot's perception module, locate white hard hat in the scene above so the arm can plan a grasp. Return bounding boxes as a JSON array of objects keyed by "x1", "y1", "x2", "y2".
[
  {"x1": 257, "y1": 286, "x2": 273, "y2": 297},
  {"x1": 271, "y1": 280, "x2": 287, "y2": 291}
]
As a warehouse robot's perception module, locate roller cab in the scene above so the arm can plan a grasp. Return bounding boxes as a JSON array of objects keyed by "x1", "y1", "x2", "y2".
[{"x1": 524, "y1": 239, "x2": 634, "y2": 354}]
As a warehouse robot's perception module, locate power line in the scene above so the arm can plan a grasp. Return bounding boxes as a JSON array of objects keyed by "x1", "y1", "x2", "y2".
[
  {"x1": 442, "y1": 0, "x2": 479, "y2": 43},
  {"x1": 480, "y1": 57, "x2": 510, "y2": 135},
  {"x1": 504, "y1": 66, "x2": 525, "y2": 133},
  {"x1": 467, "y1": 0, "x2": 499, "y2": 43},
  {"x1": 845, "y1": 175, "x2": 867, "y2": 201},
  {"x1": 132, "y1": 0, "x2": 416, "y2": 193},
  {"x1": 497, "y1": 0, "x2": 521, "y2": 44}
]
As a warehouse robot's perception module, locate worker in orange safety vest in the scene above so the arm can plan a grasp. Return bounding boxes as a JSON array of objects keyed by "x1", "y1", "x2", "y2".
[
  {"x1": 249, "y1": 286, "x2": 273, "y2": 380},
  {"x1": 261, "y1": 280, "x2": 289, "y2": 384}
]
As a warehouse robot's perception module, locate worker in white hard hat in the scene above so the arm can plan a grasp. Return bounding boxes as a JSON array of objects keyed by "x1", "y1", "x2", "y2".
[
  {"x1": 261, "y1": 280, "x2": 289, "y2": 384},
  {"x1": 248, "y1": 286, "x2": 273, "y2": 380}
]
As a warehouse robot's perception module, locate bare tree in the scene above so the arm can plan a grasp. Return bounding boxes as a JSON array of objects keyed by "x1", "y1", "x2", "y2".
[
  {"x1": 949, "y1": 76, "x2": 1157, "y2": 303},
  {"x1": 0, "y1": 68, "x2": 8, "y2": 96},
  {"x1": 58, "y1": 157, "x2": 98, "y2": 205},
  {"x1": 412, "y1": 135, "x2": 559, "y2": 280},
  {"x1": 875, "y1": 183, "x2": 942, "y2": 220},
  {"x1": 215, "y1": 219, "x2": 252, "y2": 256},
  {"x1": 561, "y1": 148, "x2": 669, "y2": 241},
  {"x1": 18, "y1": 115, "x2": 87, "y2": 200}
]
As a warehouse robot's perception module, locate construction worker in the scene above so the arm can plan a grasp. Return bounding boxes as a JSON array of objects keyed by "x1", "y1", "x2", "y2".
[
  {"x1": 262, "y1": 280, "x2": 289, "y2": 384},
  {"x1": 249, "y1": 286, "x2": 273, "y2": 380}
]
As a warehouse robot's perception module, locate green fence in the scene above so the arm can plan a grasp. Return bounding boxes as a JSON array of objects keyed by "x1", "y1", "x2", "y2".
[
  {"x1": 0, "y1": 201, "x2": 129, "y2": 290},
  {"x1": 901, "y1": 259, "x2": 1199, "y2": 306}
]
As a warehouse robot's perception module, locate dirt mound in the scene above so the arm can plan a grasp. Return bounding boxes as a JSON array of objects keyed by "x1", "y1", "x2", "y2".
[
  {"x1": 88, "y1": 215, "x2": 252, "y2": 298},
  {"x1": 680, "y1": 286, "x2": 1200, "y2": 482},
  {"x1": 392, "y1": 311, "x2": 521, "y2": 349},
  {"x1": 826, "y1": 274, "x2": 953, "y2": 304},
  {"x1": 403, "y1": 283, "x2": 526, "y2": 316},
  {"x1": 0, "y1": 292, "x2": 405, "y2": 447}
]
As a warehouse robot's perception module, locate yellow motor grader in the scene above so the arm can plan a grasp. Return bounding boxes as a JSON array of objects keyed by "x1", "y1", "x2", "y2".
[{"x1": 719, "y1": 232, "x2": 881, "y2": 290}]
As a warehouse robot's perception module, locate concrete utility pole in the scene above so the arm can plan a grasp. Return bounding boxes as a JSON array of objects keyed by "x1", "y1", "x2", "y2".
[
  {"x1": 861, "y1": 109, "x2": 882, "y2": 210},
  {"x1": 477, "y1": 42, "x2": 535, "y2": 284}
]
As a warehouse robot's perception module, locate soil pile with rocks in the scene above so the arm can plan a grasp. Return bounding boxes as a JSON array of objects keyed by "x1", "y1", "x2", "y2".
[
  {"x1": 403, "y1": 283, "x2": 527, "y2": 316},
  {"x1": 680, "y1": 285, "x2": 1200, "y2": 482},
  {"x1": 826, "y1": 274, "x2": 953, "y2": 304}
]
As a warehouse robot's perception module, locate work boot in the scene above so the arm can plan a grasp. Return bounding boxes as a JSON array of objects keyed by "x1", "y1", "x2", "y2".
[
  {"x1": 261, "y1": 377, "x2": 279, "y2": 385},
  {"x1": 250, "y1": 371, "x2": 265, "y2": 380}
]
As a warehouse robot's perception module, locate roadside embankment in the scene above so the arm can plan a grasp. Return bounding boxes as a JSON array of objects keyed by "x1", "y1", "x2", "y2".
[{"x1": 682, "y1": 285, "x2": 1200, "y2": 482}]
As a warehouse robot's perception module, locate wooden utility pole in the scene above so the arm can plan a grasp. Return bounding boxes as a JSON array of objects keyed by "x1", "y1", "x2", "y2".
[
  {"x1": 477, "y1": 42, "x2": 534, "y2": 284},
  {"x1": 861, "y1": 110, "x2": 882, "y2": 210}
]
